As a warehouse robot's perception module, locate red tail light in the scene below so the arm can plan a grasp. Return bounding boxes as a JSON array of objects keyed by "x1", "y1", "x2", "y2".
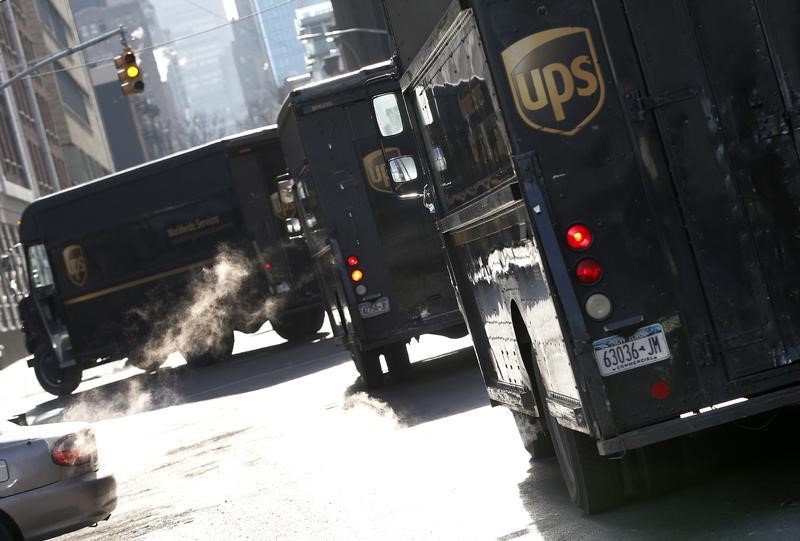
[
  {"x1": 566, "y1": 224, "x2": 593, "y2": 250},
  {"x1": 346, "y1": 255, "x2": 360, "y2": 267},
  {"x1": 651, "y1": 380, "x2": 671, "y2": 400},
  {"x1": 576, "y1": 259, "x2": 603, "y2": 285},
  {"x1": 51, "y1": 431, "x2": 97, "y2": 467},
  {"x1": 264, "y1": 262, "x2": 272, "y2": 271}
]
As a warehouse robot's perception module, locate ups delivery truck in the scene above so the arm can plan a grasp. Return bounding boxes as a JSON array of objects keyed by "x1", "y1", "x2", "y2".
[
  {"x1": 278, "y1": 61, "x2": 466, "y2": 388},
  {"x1": 383, "y1": 0, "x2": 800, "y2": 512},
  {"x1": 18, "y1": 127, "x2": 324, "y2": 396}
]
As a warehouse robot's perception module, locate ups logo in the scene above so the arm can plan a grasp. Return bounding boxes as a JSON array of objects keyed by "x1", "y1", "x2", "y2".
[
  {"x1": 502, "y1": 27, "x2": 605, "y2": 136},
  {"x1": 362, "y1": 147, "x2": 401, "y2": 193},
  {"x1": 63, "y1": 245, "x2": 88, "y2": 287}
]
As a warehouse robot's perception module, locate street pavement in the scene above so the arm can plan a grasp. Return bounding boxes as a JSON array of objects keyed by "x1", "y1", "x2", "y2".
[{"x1": 2, "y1": 320, "x2": 800, "y2": 541}]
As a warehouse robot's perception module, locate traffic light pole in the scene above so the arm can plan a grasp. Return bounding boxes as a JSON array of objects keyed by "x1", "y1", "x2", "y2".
[{"x1": 0, "y1": 26, "x2": 130, "y2": 93}]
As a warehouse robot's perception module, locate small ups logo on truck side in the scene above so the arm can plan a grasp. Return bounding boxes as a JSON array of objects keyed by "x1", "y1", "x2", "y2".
[
  {"x1": 362, "y1": 147, "x2": 402, "y2": 193},
  {"x1": 63, "y1": 245, "x2": 88, "y2": 287},
  {"x1": 502, "y1": 27, "x2": 605, "y2": 136}
]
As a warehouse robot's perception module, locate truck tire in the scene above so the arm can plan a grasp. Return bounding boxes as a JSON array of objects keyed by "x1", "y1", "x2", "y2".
[
  {"x1": 185, "y1": 331, "x2": 234, "y2": 368},
  {"x1": 271, "y1": 307, "x2": 325, "y2": 342},
  {"x1": 546, "y1": 411, "x2": 625, "y2": 513},
  {"x1": 383, "y1": 342, "x2": 411, "y2": 381},
  {"x1": 355, "y1": 348, "x2": 383, "y2": 389},
  {"x1": 527, "y1": 349, "x2": 623, "y2": 512},
  {"x1": 33, "y1": 345, "x2": 82, "y2": 397},
  {"x1": 511, "y1": 410, "x2": 555, "y2": 460}
]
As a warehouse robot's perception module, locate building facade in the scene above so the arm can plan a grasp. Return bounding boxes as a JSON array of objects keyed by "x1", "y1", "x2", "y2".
[
  {"x1": 233, "y1": 0, "x2": 280, "y2": 126},
  {"x1": 0, "y1": 1, "x2": 75, "y2": 362},
  {"x1": 149, "y1": 0, "x2": 247, "y2": 139},
  {"x1": 329, "y1": 0, "x2": 390, "y2": 72},
  {"x1": 255, "y1": 0, "x2": 313, "y2": 89},
  {"x1": 23, "y1": 0, "x2": 113, "y2": 185},
  {"x1": 72, "y1": 0, "x2": 180, "y2": 170}
]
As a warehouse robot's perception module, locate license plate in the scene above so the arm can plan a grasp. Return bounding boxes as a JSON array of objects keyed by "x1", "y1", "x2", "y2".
[
  {"x1": 358, "y1": 297, "x2": 390, "y2": 319},
  {"x1": 592, "y1": 323, "x2": 671, "y2": 377}
]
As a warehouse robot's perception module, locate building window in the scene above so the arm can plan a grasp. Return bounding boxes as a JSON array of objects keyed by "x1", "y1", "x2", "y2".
[
  {"x1": 36, "y1": 0, "x2": 72, "y2": 48},
  {"x1": 54, "y1": 65, "x2": 89, "y2": 124}
]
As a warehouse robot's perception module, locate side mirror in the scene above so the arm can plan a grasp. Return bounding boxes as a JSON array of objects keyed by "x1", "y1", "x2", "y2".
[
  {"x1": 285, "y1": 217, "x2": 303, "y2": 238},
  {"x1": 277, "y1": 178, "x2": 295, "y2": 206},
  {"x1": 388, "y1": 156, "x2": 418, "y2": 184}
]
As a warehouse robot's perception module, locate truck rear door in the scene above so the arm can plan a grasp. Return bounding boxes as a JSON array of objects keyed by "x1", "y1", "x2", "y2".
[{"x1": 622, "y1": 0, "x2": 800, "y2": 380}]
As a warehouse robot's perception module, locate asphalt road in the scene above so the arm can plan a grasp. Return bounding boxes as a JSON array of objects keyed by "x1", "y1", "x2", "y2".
[{"x1": 3, "y1": 323, "x2": 800, "y2": 540}]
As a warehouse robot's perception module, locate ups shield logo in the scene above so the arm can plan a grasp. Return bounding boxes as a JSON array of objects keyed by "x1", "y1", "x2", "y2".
[
  {"x1": 502, "y1": 27, "x2": 605, "y2": 136},
  {"x1": 63, "y1": 245, "x2": 88, "y2": 287},
  {"x1": 362, "y1": 147, "x2": 401, "y2": 193}
]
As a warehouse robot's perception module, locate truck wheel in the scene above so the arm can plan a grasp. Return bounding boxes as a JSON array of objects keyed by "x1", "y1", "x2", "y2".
[
  {"x1": 33, "y1": 345, "x2": 82, "y2": 397},
  {"x1": 546, "y1": 412, "x2": 625, "y2": 513},
  {"x1": 383, "y1": 342, "x2": 411, "y2": 381},
  {"x1": 185, "y1": 332, "x2": 234, "y2": 368},
  {"x1": 271, "y1": 307, "x2": 325, "y2": 342},
  {"x1": 511, "y1": 410, "x2": 554, "y2": 460},
  {"x1": 355, "y1": 348, "x2": 383, "y2": 389}
]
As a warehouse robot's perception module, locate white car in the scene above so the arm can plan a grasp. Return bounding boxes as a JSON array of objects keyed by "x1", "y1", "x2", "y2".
[{"x1": 0, "y1": 419, "x2": 117, "y2": 540}]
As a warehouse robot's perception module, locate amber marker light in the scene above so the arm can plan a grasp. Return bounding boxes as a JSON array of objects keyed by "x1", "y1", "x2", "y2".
[{"x1": 350, "y1": 269, "x2": 364, "y2": 282}]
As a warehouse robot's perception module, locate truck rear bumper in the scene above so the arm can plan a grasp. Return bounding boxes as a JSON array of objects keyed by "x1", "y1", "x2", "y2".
[
  {"x1": 358, "y1": 309, "x2": 466, "y2": 351},
  {"x1": 597, "y1": 384, "x2": 800, "y2": 455}
]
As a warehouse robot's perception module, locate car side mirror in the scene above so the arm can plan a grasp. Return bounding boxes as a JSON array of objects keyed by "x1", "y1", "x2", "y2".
[
  {"x1": 277, "y1": 178, "x2": 295, "y2": 206},
  {"x1": 388, "y1": 156, "x2": 418, "y2": 184},
  {"x1": 388, "y1": 156, "x2": 423, "y2": 199}
]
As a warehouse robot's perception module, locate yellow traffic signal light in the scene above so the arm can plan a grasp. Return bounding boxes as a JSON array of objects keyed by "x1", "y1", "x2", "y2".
[{"x1": 114, "y1": 47, "x2": 144, "y2": 95}]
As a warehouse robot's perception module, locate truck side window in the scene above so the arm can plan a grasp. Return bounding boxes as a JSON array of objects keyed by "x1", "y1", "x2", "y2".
[
  {"x1": 28, "y1": 244, "x2": 54, "y2": 289},
  {"x1": 373, "y1": 93, "x2": 404, "y2": 137}
]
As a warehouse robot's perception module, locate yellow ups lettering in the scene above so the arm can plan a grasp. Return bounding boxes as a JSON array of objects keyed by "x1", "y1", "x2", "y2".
[
  {"x1": 572, "y1": 55, "x2": 599, "y2": 97},
  {"x1": 516, "y1": 57, "x2": 598, "y2": 122}
]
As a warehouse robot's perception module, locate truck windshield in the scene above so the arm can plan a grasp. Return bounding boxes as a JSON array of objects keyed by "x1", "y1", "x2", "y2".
[{"x1": 27, "y1": 244, "x2": 54, "y2": 289}]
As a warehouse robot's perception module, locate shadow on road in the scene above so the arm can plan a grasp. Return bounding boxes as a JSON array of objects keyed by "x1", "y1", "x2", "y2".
[
  {"x1": 512, "y1": 409, "x2": 800, "y2": 540},
  {"x1": 343, "y1": 347, "x2": 490, "y2": 428},
  {"x1": 24, "y1": 335, "x2": 350, "y2": 425}
]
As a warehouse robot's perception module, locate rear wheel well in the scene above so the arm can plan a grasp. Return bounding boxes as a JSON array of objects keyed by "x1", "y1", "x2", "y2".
[
  {"x1": 510, "y1": 301, "x2": 534, "y2": 384},
  {"x1": 0, "y1": 509, "x2": 23, "y2": 540},
  {"x1": 510, "y1": 301, "x2": 546, "y2": 418}
]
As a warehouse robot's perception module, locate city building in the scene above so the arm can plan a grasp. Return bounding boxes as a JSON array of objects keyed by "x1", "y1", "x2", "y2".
[
  {"x1": 23, "y1": 0, "x2": 113, "y2": 185},
  {"x1": 0, "y1": 1, "x2": 73, "y2": 363},
  {"x1": 295, "y1": 1, "x2": 339, "y2": 81},
  {"x1": 232, "y1": 0, "x2": 280, "y2": 126},
  {"x1": 148, "y1": 0, "x2": 247, "y2": 138},
  {"x1": 254, "y1": 0, "x2": 313, "y2": 89},
  {"x1": 329, "y1": 0, "x2": 390, "y2": 72},
  {"x1": 72, "y1": 0, "x2": 180, "y2": 170}
]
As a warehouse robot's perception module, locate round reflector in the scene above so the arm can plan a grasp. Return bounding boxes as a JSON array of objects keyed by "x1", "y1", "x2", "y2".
[
  {"x1": 576, "y1": 259, "x2": 603, "y2": 285},
  {"x1": 585, "y1": 293, "x2": 612, "y2": 321},
  {"x1": 350, "y1": 269, "x2": 364, "y2": 282},
  {"x1": 346, "y1": 255, "x2": 360, "y2": 267},
  {"x1": 651, "y1": 381, "x2": 671, "y2": 400},
  {"x1": 566, "y1": 224, "x2": 593, "y2": 250}
]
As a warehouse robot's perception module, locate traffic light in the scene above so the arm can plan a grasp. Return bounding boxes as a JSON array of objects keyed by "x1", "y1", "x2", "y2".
[{"x1": 114, "y1": 46, "x2": 144, "y2": 95}]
